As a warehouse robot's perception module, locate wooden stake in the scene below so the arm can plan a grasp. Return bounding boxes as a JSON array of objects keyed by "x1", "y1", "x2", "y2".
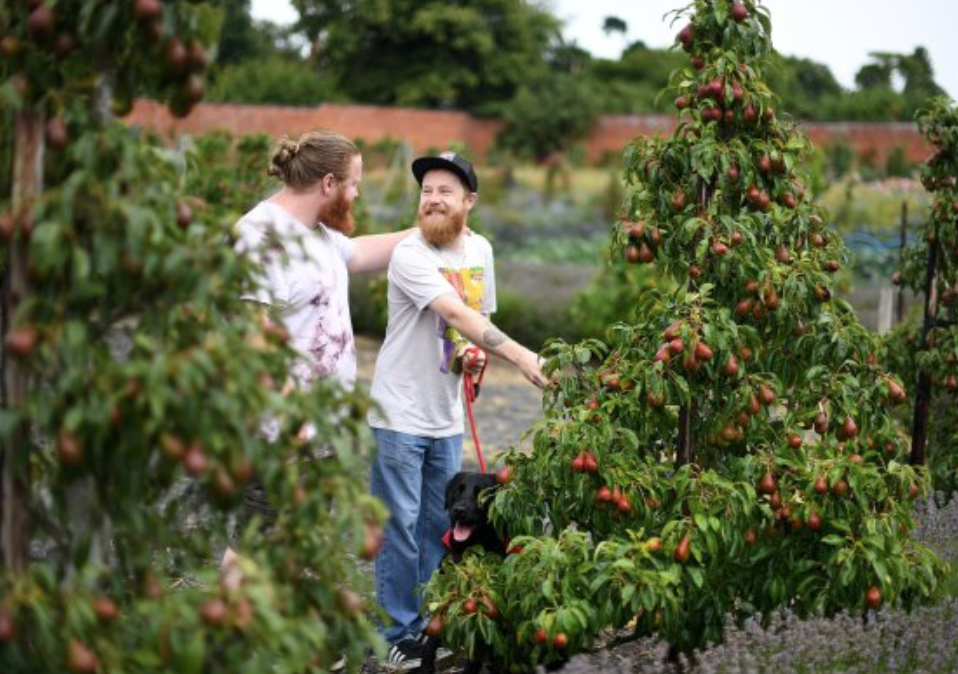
[
  {"x1": 910, "y1": 220, "x2": 940, "y2": 466},
  {"x1": 1, "y1": 109, "x2": 44, "y2": 571},
  {"x1": 897, "y1": 201, "x2": 907, "y2": 324}
]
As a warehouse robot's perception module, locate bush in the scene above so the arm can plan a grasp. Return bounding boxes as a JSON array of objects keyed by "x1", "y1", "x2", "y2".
[
  {"x1": 692, "y1": 602, "x2": 958, "y2": 674},
  {"x1": 886, "y1": 145, "x2": 913, "y2": 178},
  {"x1": 184, "y1": 130, "x2": 277, "y2": 222},
  {"x1": 883, "y1": 97, "x2": 958, "y2": 493},
  {"x1": 349, "y1": 274, "x2": 389, "y2": 338},
  {"x1": 827, "y1": 140, "x2": 856, "y2": 179},
  {"x1": 498, "y1": 73, "x2": 599, "y2": 162},
  {"x1": 208, "y1": 56, "x2": 339, "y2": 106},
  {"x1": 884, "y1": 318, "x2": 958, "y2": 494},
  {"x1": 0, "y1": 5, "x2": 385, "y2": 671},
  {"x1": 424, "y1": 2, "x2": 945, "y2": 669}
]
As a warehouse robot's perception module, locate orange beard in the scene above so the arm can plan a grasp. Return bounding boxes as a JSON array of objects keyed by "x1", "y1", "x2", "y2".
[
  {"x1": 419, "y1": 204, "x2": 466, "y2": 247},
  {"x1": 318, "y1": 186, "x2": 356, "y2": 235}
]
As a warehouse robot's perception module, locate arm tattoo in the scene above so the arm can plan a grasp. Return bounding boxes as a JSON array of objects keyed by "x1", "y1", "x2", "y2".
[{"x1": 482, "y1": 327, "x2": 509, "y2": 349}]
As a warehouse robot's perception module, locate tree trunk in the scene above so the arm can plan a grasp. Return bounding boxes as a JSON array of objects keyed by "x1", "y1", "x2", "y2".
[
  {"x1": 897, "y1": 201, "x2": 908, "y2": 323},
  {"x1": 676, "y1": 180, "x2": 714, "y2": 466},
  {"x1": 1, "y1": 110, "x2": 44, "y2": 571},
  {"x1": 910, "y1": 222, "x2": 940, "y2": 466}
]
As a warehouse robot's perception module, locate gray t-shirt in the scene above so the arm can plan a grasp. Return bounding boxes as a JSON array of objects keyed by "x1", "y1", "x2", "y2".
[
  {"x1": 368, "y1": 230, "x2": 496, "y2": 437},
  {"x1": 235, "y1": 201, "x2": 357, "y2": 389}
]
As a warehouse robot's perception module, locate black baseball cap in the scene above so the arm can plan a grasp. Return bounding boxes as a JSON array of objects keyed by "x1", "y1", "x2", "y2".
[{"x1": 412, "y1": 152, "x2": 479, "y2": 193}]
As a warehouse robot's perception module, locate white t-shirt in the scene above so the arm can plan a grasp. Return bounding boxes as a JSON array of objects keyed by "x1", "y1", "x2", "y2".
[
  {"x1": 368, "y1": 230, "x2": 496, "y2": 437},
  {"x1": 235, "y1": 201, "x2": 357, "y2": 389}
]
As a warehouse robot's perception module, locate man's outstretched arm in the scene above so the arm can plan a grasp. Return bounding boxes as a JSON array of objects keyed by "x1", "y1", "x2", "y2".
[{"x1": 429, "y1": 293, "x2": 547, "y2": 388}]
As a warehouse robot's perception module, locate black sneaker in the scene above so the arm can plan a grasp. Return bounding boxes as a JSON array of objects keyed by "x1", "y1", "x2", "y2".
[
  {"x1": 386, "y1": 637, "x2": 425, "y2": 671},
  {"x1": 413, "y1": 631, "x2": 453, "y2": 662}
]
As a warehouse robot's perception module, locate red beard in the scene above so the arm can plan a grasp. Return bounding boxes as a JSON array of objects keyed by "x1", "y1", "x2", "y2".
[
  {"x1": 318, "y1": 187, "x2": 355, "y2": 235},
  {"x1": 419, "y1": 204, "x2": 466, "y2": 247}
]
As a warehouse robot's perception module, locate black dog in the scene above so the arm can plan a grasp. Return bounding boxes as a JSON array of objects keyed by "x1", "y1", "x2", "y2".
[
  {"x1": 421, "y1": 471, "x2": 506, "y2": 674},
  {"x1": 443, "y1": 471, "x2": 504, "y2": 560}
]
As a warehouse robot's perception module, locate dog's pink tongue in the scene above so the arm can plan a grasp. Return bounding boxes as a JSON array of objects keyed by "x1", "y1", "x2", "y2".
[{"x1": 453, "y1": 523, "x2": 474, "y2": 542}]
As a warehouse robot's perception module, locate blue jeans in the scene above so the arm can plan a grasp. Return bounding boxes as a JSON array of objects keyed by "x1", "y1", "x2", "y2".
[{"x1": 370, "y1": 427, "x2": 462, "y2": 644}]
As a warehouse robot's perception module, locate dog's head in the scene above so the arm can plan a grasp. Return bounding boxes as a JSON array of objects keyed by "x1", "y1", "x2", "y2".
[{"x1": 444, "y1": 471, "x2": 498, "y2": 545}]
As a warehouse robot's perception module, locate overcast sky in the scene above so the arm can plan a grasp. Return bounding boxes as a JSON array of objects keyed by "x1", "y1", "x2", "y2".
[{"x1": 251, "y1": 0, "x2": 958, "y2": 99}]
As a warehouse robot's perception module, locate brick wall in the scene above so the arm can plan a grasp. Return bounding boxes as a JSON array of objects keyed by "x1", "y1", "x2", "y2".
[
  {"x1": 126, "y1": 99, "x2": 931, "y2": 167},
  {"x1": 583, "y1": 116, "x2": 931, "y2": 165},
  {"x1": 126, "y1": 99, "x2": 503, "y2": 158}
]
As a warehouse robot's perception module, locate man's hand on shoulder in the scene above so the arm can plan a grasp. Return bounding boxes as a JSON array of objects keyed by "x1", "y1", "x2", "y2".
[{"x1": 347, "y1": 227, "x2": 416, "y2": 274}]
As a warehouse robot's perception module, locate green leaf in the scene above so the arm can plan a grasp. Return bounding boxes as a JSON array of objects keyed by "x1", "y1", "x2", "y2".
[
  {"x1": 713, "y1": 1, "x2": 728, "y2": 25},
  {"x1": 172, "y1": 631, "x2": 205, "y2": 674}
]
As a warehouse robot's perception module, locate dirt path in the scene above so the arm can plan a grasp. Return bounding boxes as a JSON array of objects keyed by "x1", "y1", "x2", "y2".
[{"x1": 356, "y1": 336, "x2": 544, "y2": 469}]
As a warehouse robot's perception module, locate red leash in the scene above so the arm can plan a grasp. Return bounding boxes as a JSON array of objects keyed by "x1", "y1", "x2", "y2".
[{"x1": 462, "y1": 346, "x2": 487, "y2": 474}]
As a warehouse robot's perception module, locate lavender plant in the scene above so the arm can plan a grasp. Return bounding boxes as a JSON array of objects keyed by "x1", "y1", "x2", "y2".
[{"x1": 692, "y1": 602, "x2": 958, "y2": 674}]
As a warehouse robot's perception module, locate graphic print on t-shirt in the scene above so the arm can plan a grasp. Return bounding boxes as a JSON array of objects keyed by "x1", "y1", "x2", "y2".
[{"x1": 437, "y1": 266, "x2": 485, "y2": 373}]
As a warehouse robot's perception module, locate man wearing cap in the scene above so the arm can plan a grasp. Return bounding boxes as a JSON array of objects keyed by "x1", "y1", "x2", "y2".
[{"x1": 368, "y1": 152, "x2": 546, "y2": 669}]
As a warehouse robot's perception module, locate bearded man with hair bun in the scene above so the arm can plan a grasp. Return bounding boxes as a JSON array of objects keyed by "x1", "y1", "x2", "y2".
[{"x1": 222, "y1": 131, "x2": 413, "y2": 592}]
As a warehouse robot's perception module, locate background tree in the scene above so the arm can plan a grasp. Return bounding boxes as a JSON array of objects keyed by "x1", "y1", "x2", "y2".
[
  {"x1": 899, "y1": 48, "x2": 944, "y2": 99},
  {"x1": 587, "y1": 43, "x2": 687, "y2": 114},
  {"x1": 886, "y1": 97, "x2": 958, "y2": 492},
  {"x1": 602, "y1": 15, "x2": 629, "y2": 54},
  {"x1": 824, "y1": 49, "x2": 948, "y2": 122},
  {"x1": 765, "y1": 56, "x2": 843, "y2": 120},
  {"x1": 497, "y1": 70, "x2": 598, "y2": 162},
  {"x1": 203, "y1": 0, "x2": 339, "y2": 106},
  {"x1": 206, "y1": 0, "x2": 266, "y2": 66},
  {"x1": 602, "y1": 16, "x2": 628, "y2": 37},
  {"x1": 0, "y1": 2, "x2": 383, "y2": 672},
  {"x1": 424, "y1": 1, "x2": 945, "y2": 669},
  {"x1": 173, "y1": 2, "x2": 950, "y2": 121},
  {"x1": 289, "y1": 0, "x2": 560, "y2": 114},
  {"x1": 855, "y1": 55, "x2": 897, "y2": 91}
]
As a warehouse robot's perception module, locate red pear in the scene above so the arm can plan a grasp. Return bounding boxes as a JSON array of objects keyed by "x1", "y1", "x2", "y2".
[
  {"x1": 842, "y1": 416, "x2": 859, "y2": 438},
  {"x1": 723, "y1": 354, "x2": 739, "y2": 377}
]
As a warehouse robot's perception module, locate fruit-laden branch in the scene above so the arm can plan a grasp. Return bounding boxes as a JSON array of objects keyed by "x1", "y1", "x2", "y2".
[
  {"x1": 1, "y1": 110, "x2": 44, "y2": 572},
  {"x1": 910, "y1": 219, "x2": 940, "y2": 466}
]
